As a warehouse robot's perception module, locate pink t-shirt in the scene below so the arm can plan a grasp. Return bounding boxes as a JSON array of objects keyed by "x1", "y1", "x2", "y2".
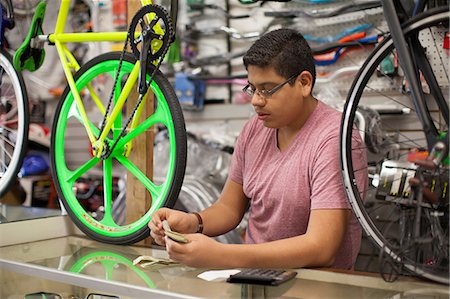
[{"x1": 229, "y1": 101, "x2": 367, "y2": 269}]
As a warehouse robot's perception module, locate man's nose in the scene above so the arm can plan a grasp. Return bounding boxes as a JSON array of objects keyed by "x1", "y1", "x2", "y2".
[{"x1": 251, "y1": 92, "x2": 265, "y2": 106}]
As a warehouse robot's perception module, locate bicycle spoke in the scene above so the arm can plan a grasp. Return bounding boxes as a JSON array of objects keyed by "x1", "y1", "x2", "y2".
[
  {"x1": 100, "y1": 157, "x2": 115, "y2": 226},
  {"x1": 363, "y1": 80, "x2": 444, "y2": 125},
  {"x1": 100, "y1": 259, "x2": 119, "y2": 281},
  {"x1": 0, "y1": 158, "x2": 9, "y2": 172},
  {"x1": 115, "y1": 97, "x2": 171, "y2": 150},
  {"x1": 65, "y1": 157, "x2": 101, "y2": 183},
  {"x1": 115, "y1": 154, "x2": 163, "y2": 199},
  {"x1": 350, "y1": 134, "x2": 428, "y2": 152},
  {"x1": 0, "y1": 133, "x2": 15, "y2": 149}
]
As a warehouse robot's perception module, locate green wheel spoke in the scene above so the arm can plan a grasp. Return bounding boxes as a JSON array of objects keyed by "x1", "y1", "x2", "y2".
[
  {"x1": 115, "y1": 102, "x2": 166, "y2": 149},
  {"x1": 69, "y1": 251, "x2": 156, "y2": 288},
  {"x1": 100, "y1": 260, "x2": 117, "y2": 280},
  {"x1": 66, "y1": 157, "x2": 101, "y2": 183},
  {"x1": 116, "y1": 154, "x2": 163, "y2": 198},
  {"x1": 100, "y1": 157, "x2": 115, "y2": 226}
]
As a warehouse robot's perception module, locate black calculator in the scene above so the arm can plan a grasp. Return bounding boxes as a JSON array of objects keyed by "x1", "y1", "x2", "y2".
[{"x1": 226, "y1": 268, "x2": 297, "y2": 286}]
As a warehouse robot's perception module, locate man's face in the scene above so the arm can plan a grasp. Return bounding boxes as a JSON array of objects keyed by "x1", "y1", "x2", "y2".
[{"x1": 246, "y1": 65, "x2": 311, "y2": 129}]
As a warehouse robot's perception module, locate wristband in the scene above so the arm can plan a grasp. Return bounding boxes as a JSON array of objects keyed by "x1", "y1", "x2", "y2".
[{"x1": 190, "y1": 212, "x2": 203, "y2": 233}]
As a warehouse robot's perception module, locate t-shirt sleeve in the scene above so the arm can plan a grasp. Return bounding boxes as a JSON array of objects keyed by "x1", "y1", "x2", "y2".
[{"x1": 310, "y1": 133, "x2": 351, "y2": 210}]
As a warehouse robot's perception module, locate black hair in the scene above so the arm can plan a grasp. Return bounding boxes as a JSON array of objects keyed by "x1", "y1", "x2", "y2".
[{"x1": 243, "y1": 28, "x2": 316, "y2": 88}]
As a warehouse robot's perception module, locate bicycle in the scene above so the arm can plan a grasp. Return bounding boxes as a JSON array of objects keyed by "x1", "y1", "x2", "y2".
[
  {"x1": 13, "y1": 0, "x2": 187, "y2": 245},
  {"x1": 0, "y1": 0, "x2": 30, "y2": 198},
  {"x1": 337, "y1": 0, "x2": 449, "y2": 284}
]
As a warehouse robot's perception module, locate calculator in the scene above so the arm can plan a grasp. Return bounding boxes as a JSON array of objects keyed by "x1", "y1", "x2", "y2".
[{"x1": 226, "y1": 268, "x2": 297, "y2": 286}]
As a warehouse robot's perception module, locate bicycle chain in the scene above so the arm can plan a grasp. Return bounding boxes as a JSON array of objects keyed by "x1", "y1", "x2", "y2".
[{"x1": 98, "y1": 4, "x2": 174, "y2": 159}]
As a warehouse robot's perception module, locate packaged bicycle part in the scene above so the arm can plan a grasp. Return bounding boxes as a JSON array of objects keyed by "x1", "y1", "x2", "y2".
[
  {"x1": 376, "y1": 160, "x2": 449, "y2": 205},
  {"x1": 376, "y1": 160, "x2": 416, "y2": 200}
]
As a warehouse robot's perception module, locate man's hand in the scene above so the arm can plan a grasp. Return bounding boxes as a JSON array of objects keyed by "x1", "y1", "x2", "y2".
[
  {"x1": 149, "y1": 208, "x2": 198, "y2": 246},
  {"x1": 165, "y1": 233, "x2": 224, "y2": 268}
]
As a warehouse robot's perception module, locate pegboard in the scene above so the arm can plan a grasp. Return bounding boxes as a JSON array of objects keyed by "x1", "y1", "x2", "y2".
[
  {"x1": 278, "y1": 1, "x2": 448, "y2": 104},
  {"x1": 285, "y1": 2, "x2": 383, "y2": 94},
  {"x1": 422, "y1": 25, "x2": 449, "y2": 87}
]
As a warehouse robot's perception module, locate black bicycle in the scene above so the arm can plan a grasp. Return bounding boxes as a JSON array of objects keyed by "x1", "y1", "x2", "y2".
[{"x1": 339, "y1": 0, "x2": 448, "y2": 284}]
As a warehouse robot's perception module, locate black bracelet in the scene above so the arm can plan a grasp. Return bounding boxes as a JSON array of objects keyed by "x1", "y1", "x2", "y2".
[{"x1": 190, "y1": 212, "x2": 203, "y2": 233}]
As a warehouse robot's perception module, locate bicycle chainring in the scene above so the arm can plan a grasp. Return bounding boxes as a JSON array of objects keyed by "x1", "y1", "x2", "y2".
[{"x1": 128, "y1": 4, "x2": 174, "y2": 63}]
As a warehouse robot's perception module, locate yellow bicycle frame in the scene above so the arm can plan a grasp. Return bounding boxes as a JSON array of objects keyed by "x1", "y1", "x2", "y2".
[{"x1": 45, "y1": 0, "x2": 163, "y2": 157}]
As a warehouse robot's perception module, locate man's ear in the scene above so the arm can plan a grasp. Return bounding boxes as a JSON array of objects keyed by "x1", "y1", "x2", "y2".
[
  {"x1": 298, "y1": 71, "x2": 313, "y2": 87},
  {"x1": 298, "y1": 71, "x2": 313, "y2": 95}
]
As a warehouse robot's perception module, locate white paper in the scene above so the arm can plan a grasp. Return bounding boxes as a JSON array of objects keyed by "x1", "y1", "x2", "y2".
[{"x1": 197, "y1": 269, "x2": 241, "y2": 282}]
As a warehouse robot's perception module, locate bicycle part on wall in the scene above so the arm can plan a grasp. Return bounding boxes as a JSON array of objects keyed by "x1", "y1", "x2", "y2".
[
  {"x1": 264, "y1": 1, "x2": 381, "y2": 18},
  {"x1": 51, "y1": 52, "x2": 187, "y2": 245},
  {"x1": 340, "y1": 7, "x2": 449, "y2": 284},
  {"x1": 13, "y1": 0, "x2": 46, "y2": 72},
  {"x1": 10, "y1": 0, "x2": 41, "y2": 16},
  {"x1": 277, "y1": 0, "x2": 386, "y2": 96}
]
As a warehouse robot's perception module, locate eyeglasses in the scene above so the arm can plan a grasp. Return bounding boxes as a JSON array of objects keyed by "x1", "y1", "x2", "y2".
[{"x1": 242, "y1": 72, "x2": 300, "y2": 99}]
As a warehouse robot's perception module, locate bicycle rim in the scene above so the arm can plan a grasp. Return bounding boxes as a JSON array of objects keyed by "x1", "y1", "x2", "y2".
[
  {"x1": 340, "y1": 9, "x2": 449, "y2": 284},
  {"x1": 51, "y1": 52, "x2": 187, "y2": 244},
  {"x1": 0, "y1": 49, "x2": 28, "y2": 197}
]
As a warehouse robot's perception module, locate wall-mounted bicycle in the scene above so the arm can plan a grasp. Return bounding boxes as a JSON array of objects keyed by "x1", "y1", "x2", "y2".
[{"x1": 13, "y1": 0, "x2": 187, "y2": 245}]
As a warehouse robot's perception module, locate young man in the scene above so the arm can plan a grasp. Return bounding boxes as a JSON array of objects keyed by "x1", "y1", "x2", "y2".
[{"x1": 149, "y1": 28, "x2": 368, "y2": 270}]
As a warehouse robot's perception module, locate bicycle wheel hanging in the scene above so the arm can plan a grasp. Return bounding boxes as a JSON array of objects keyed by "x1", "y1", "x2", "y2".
[
  {"x1": 51, "y1": 52, "x2": 187, "y2": 245},
  {"x1": 340, "y1": 8, "x2": 449, "y2": 284},
  {"x1": 0, "y1": 49, "x2": 29, "y2": 197}
]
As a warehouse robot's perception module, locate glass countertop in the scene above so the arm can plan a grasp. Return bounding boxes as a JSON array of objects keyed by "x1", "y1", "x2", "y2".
[
  {"x1": 1, "y1": 236, "x2": 448, "y2": 299},
  {"x1": 2, "y1": 267, "x2": 134, "y2": 299},
  {"x1": 0, "y1": 204, "x2": 63, "y2": 223}
]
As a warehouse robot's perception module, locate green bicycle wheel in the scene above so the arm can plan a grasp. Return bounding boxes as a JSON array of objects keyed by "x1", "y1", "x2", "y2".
[{"x1": 51, "y1": 52, "x2": 187, "y2": 244}]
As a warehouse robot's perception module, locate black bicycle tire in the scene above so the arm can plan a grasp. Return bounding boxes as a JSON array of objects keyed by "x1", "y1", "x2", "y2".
[
  {"x1": 51, "y1": 52, "x2": 187, "y2": 245},
  {"x1": 0, "y1": 48, "x2": 29, "y2": 197},
  {"x1": 340, "y1": 8, "x2": 449, "y2": 284}
]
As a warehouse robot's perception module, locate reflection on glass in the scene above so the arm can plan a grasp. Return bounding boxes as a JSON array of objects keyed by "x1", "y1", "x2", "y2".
[
  {"x1": 86, "y1": 293, "x2": 120, "y2": 299},
  {"x1": 66, "y1": 248, "x2": 156, "y2": 289},
  {"x1": 24, "y1": 292, "x2": 62, "y2": 299},
  {"x1": 24, "y1": 292, "x2": 119, "y2": 299}
]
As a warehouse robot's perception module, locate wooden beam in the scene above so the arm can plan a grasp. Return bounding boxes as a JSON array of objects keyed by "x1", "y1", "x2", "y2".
[{"x1": 126, "y1": 1, "x2": 154, "y2": 246}]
